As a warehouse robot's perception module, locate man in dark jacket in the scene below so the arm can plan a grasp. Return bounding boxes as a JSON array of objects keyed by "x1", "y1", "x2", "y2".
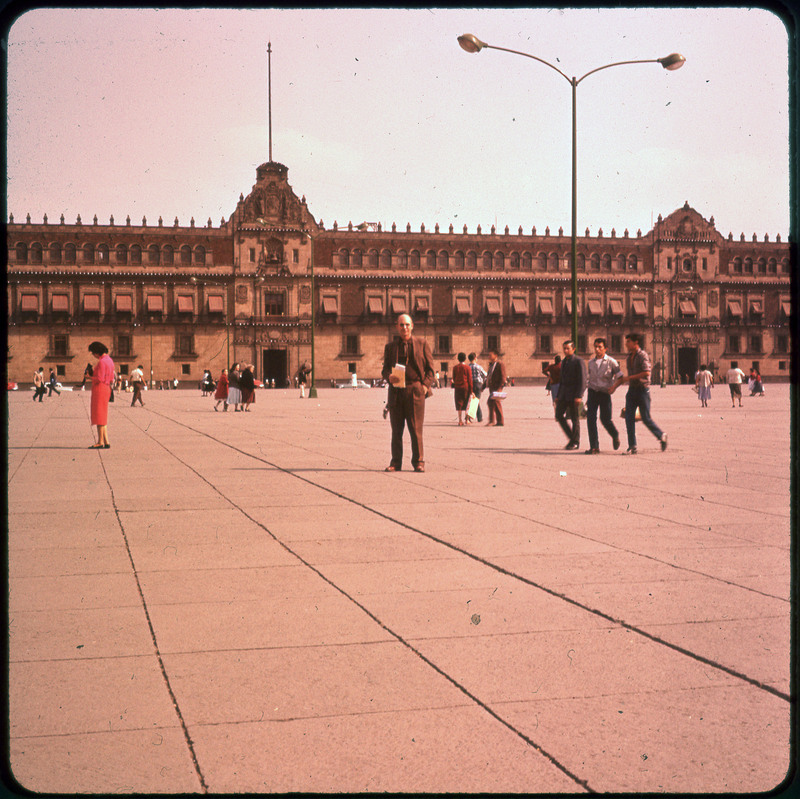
[
  {"x1": 381, "y1": 314, "x2": 435, "y2": 472},
  {"x1": 555, "y1": 340, "x2": 585, "y2": 449}
]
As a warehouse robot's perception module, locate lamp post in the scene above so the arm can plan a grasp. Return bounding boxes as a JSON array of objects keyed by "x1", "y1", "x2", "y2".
[
  {"x1": 457, "y1": 34, "x2": 685, "y2": 346},
  {"x1": 307, "y1": 232, "x2": 318, "y2": 398}
]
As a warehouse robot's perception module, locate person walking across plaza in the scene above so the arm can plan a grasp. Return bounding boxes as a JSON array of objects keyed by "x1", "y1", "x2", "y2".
[
  {"x1": 47, "y1": 369, "x2": 60, "y2": 397},
  {"x1": 382, "y1": 314, "x2": 435, "y2": 472},
  {"x1": 240, "y1": 364, "x2": 256, "y2": 411},
  {"x1": 726, "y1": 361, "x2": 746, "y2": 407},
  {"x1": 130, "y1": 364, "x2": 146, "y2": 407},
  {"x1": 88, "y1": 341, "x2": 114, "y2": 449},
  {"x1": 452, "y1": 352, "x2": 473, "y2": 426},
  {"x1": 585, "y1": 338, "x2": 622, "y2": 453},
  {"x1": 542, "y1": 355, "x2": 561, "y2": 408},
  {"x1": 227, "y1": 363, "x2": 242, "y2": 411},
  {"x1": 297, "y1": 363, "x2": 310, "y2": 398},
  {"x1": 32, "y1": 367, "x2": 46, "y2": 402},
  {"x1": 485, "y1": 349, "x2": 507, "y2": 427},
  {"x1": 612, "y1": 333, "x2": 668, "y2": 454},
  {"x1": 695, "y1": 364, "x2": 713, "y2": 408},
  {"x1": 555, "y1": 340, "x2": 584, "y2": 448},
  {"x1": 213, "y1": 368, "x2": 229, "y2": 411},
  {"x1": 468, "y1": 352, "x2": 486, "y2": 423}
]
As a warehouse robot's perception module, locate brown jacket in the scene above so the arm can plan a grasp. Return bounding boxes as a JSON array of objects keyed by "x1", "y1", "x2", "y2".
[
  {"x1": 382, "y1": 336, "x2": 435, "y2": 405},
  {"x1": 486, "y1": 359, "x2": 507, "y2": 393}
]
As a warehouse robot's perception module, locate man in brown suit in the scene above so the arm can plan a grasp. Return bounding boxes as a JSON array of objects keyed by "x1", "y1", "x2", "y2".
[
  {"x1": 382, "y1": 314, "x2": 436, "y2": 472},
  {"x1": 485, "y1": 349, "x2": 507, "y2": 426}
]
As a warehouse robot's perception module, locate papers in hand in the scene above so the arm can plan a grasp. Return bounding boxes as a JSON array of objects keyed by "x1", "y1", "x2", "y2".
[
  {"x1": 490, "y1": 391, "x2": 507, "y2": 399},
  {"x1": 391, "y1": 363, "x2": 406, "y2": 388}
]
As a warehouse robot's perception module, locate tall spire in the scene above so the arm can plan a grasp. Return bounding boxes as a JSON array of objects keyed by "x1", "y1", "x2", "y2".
[{"x1": 267, "y1": 42, "x2": 273, "y2": 163}]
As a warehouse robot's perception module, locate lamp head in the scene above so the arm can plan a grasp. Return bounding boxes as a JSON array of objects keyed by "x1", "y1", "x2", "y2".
[
  {"x1": 457, "y1": 33, "x2": 487, "y2": 53},
  {"x1": 658, "y1": 53, "x2": 686, "y2": 71}
]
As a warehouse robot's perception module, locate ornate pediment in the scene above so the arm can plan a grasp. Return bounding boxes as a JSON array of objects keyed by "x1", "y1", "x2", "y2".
[
  {"x1": 236, "y1": 161, "x2": 314, "y2": 230},
  {"x1": 656, "y1": 202, "x2": 719, "y2": 243}
]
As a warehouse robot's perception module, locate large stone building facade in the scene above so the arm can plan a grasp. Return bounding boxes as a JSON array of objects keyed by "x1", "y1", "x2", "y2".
[{"x1": 7, "y1": 160, "x2": 792, "y2": 387}]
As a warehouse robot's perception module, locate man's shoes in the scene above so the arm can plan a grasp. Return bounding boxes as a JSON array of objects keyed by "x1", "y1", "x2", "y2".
[
  {"x1": 384, "y1": 465, "x2": 399, "y2": 472},
  {"x1": 414, "y1": 464, "x2": 425, "y2": 473},
  {"x1": 382, "y1": 407, "x2": 389, "y2": 419},
  {"x1": 565, "y1": 442, "x2": 579, "y2": 450},
  {"x1": 612, "y1": 436, "x2": 621, "y2": 451},
  {"x1": 660, "y1": 434, "x2": 668, "y2": 451},
  {"x1": 626, "y1": 447, "x2": 638, "y2": 455},
  {"x1": 585, "y1": 448, "x2": 599, "y2": 454}
]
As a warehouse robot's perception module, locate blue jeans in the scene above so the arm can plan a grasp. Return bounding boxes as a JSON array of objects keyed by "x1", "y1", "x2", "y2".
[
  {"x1": 586, "y1": 388, "x2": 618, "y2": 449},
  {"x1": 625, "y1": 386, "x2": 664, "y2": 448}
]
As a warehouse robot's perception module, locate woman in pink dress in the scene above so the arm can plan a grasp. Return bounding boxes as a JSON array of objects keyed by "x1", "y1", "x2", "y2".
[{"x1": 88, "y1": 341, "x2": 115, "y2": 448}]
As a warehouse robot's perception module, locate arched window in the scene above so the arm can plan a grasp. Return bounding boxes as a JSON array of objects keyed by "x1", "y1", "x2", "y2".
[
  {"x1": 744, "y1": 257, "x2": 753, "y2": 273},
  {"x1": 492, "y1": 251, "x2": 503, "y2": 270},
  {"x1": 352, "y1": 249, "x2": 363, "y2": 267},
  {"x1": 194, "y1": 246, "x2": 206, "y2": 265},
  {"x1": 116, "y1": 244, "x2": 128, "y2": 264},
  {"x1": 410, "y1": 250, "x2": 420, "y2": 269},
  {"x1": 757, "y1": 258, "x2": 767, "y2": 274},
  {"x1": 381, "y1": 249, "x2": 392, "y2": 268},
  {"x1": 97, "y1": 244, "x2": 109, "y2": 264},
  {"x1": 368, "y1": 249, "x2": 378, "y2": 268},
  {"x1": 65, "y1": 244, "x2": 76, "y2": 264},
  {"x1": 768, "y1": 258, "x2": 777, "y2": 274},
  {"x1": 629, "y1": 255, "x2": 638, "y2": 271},
  {"x1": 30, "y1": 243, "x2": 43, "y2": 264},
  {"x1": 482, "y1": 251, "x2": 492, "y2": 270},
  {"x1": 49, "y1": 243, "x2": 62, "y2": 264},
  {"x1": 162, "y1": 245, "x2": 174, "y2": 264},
  {"x1": 15, "y1": 243, "x2": 27, "y2": 263},
  {"x1": 733, "y1": 257, "x2": 743, "y2": 273},
  {"x1": 339, "y1": 248, "x2": 350, "y2": 267},
  {"x1": 148, "y1": 245, "x2": 160, "y2": 265},
  {"x1": 682, "y1": 258, "x2": 692, "y2": 272},
  {"x1": 550, "y1": 252, "x2": 560, "y2": 271},
  {"x1": 522, "y1": 252, "x2": 532, "y2": 271},
  {"x1": 437, "y1": 250, "x2": 448, "y2": 269},
  {"x1": 180, "y1": 245, "x2": 191, "y2": 265},
  {"x1": 781, "y1": 258, "x2": 790, "y2": 273},
  {"x1": 602, "y1": 253, "x2": 612, "y2": 271},
  {"x1": 131, "y1": 245, "x2": 142, "y2": 265},
  {"x1": 617, "y1": 255, "x2": 626, "y2": 271},
  {"x1": 454, "y1": 251, "x2": 465, "y2": 270},
  {"x1": 509, "y1": 252, "x2": 520, "y2": 269},
  {"x1": 576, "y1": 253, "x2": 586, "y2": 271},
  {"x1": 397, "y1": 249, "x2": 408, "y2": 268},
  {"x1": 83, "y1": 244, "x2": 95, "y2": 264},
  {"x1": 536, "y1": 252, "x2": 547, "y2": 271},
  {"x1": 426, "y1": 250, "x2": 436, "y2": 269},
  {"x1": 590, "y1": 254, "x2": 600, "y2": 271}
]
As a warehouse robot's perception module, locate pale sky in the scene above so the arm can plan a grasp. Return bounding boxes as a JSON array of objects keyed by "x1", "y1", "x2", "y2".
[{"x1": 5, "y1": 7, "x2": 791, "y2": 240}]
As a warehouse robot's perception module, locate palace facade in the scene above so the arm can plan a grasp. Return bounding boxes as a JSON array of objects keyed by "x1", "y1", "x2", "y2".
[{"x1": 7, "y1": 160, "x2": 792, "y2": 387}]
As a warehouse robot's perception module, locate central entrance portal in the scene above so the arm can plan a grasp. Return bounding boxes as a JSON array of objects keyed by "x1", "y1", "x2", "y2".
[
  {"x1": 677, "y1": 347, "x2": 699, "y2": 384},
  {"x1": 262, "y1": 349, "x2": 288, "y2": 388}
]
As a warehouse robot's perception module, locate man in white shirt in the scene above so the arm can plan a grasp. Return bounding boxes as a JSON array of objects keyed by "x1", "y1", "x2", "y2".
[
  {"x1": 725, "y1": 361, "x2": 746, "y2": 407},
  {"x1": 585, "y1": 338, "x2": 622, "y2": 454},
  {"x1": 130, "y1": 364, "x2": 145, "y2": 407}
]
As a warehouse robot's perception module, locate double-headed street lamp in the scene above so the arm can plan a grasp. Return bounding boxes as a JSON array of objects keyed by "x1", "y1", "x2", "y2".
[{"x1": 457, "y1": 34, "x2": 685, "y2": 346}]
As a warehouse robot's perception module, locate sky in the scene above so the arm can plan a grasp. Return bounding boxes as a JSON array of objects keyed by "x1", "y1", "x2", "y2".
[{"x1": 5, "y1": 7, "x2": 792, "y2": 240}]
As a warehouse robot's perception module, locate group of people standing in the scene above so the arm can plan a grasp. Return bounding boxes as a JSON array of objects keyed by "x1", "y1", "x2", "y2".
[
  {"x1": 212, "y1": 363, "x2": 256, "y2": 412},
  {"x1": 451, "y1": 351, "x2": 507, "y2": 426}
]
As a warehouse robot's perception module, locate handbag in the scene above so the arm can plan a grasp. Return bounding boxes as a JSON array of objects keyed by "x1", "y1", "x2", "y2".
[
  {"x1": 109, "y1": 386, "x2": 115, "y2": 402},
  {"x1": 466, "y1": 395, "x2": 480, "y2": 419}
]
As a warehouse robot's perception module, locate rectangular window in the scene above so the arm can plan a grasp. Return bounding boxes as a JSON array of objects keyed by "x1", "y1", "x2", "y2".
[
  {"x1": 293, "y1": 249, "x2": 299, "y2": 263},
  {"x1": 667, "y1": 257, "x2": 672, "y2": 270},
  {"x1": 264, "y1": 292, "x2": 285, "y2": 316},
  {"x1": 344, "y1": 334, "x2": 359, "y2": 355},
  {"x1": 779, "y1": 361, "x2": 787, "y2": 370},
  {"x1": 611, "y1": 334, "x2": 622, "y2": 353},
  {"x1": 347, "y1": 362, "x2": 357, "y2": 374},
  {"x1": 539, "y1": 334, "x2": 552, "y2": 352},
  {"x1": 437, "y1": 335, "x2": 451, "y2": 354},
  {"x1": 749, "y1": 335, "x2": 762, "y2": 353},
  {"x1": 487, "y1": 334, "x2": 499, "y2": 353},
  {"x1": 178, "y1": 334, "x2": 194, "y2": 356},
  {"x1": 52, "y1": 334, "x2": 68, "y2": 357},
  {"x1": 702, "y1": 258, "x2": 708, "y2": 270},
  {"x1": 116, "y1": 335, "x2": 131, "y2": 357},
  {"x1": 728, "y1": 335, "x2": 740, "y2": 353},
  {"x1": 182, "y1": 363, "x2": 191, "y2": 376},
  {"x1": 577, "y1": 335, "x2": 587, "y2": 353},
  {"x1": 776, "y1": 335, "x2": 789, "y2": 353},
  {"x1": 117, "y1": 363, "x2": 129, "y2": 376},
  {"x1": 249, "y1": 248, "x2": 256, "y2": 263},
  {"x1": 440, "y1": 361, "x2": 449, "y2": 375},
  {"x1": 56, "y1": 364, "x2": 66, "y2": 377}
]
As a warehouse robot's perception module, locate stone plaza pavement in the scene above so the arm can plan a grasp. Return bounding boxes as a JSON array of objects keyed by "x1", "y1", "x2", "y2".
[{"x1": 6, "y1": 382, "x2": 793, "y2": 794}]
